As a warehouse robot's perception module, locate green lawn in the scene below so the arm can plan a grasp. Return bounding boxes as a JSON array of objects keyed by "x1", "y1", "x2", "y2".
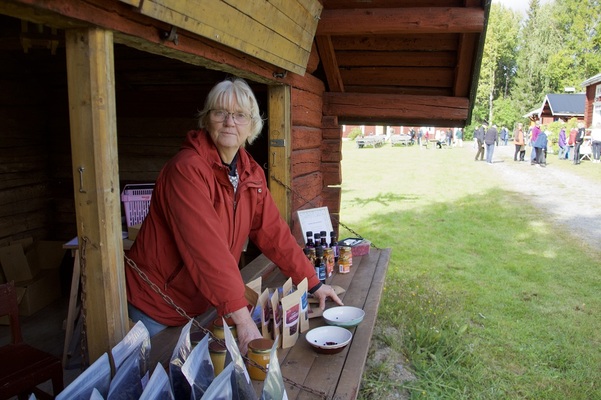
[{"x1": 338, "y1": 141, "x2": 601, "y2": 399}]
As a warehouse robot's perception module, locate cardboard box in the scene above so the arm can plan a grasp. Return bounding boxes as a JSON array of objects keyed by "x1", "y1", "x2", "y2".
[
  {"x1": 339, "y1": 238, "x2": 371, "y2": 257},
  {"x1": 0, "y1": 239, "x2": 65, "y2": 317},
  {"x1": 18, "y1": 269, "x2": 61, "y2": 316},
  {"x1": 127, "y1": 223, "x2": 142, "y2": 241},
  {"x1": 0, "y1": 243, "x2": 37, "y2": 282}
]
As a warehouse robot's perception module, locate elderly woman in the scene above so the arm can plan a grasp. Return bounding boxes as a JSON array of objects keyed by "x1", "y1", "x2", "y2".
[{"x1": 125, "y1": 78, "x2": 342, "y2": 353}]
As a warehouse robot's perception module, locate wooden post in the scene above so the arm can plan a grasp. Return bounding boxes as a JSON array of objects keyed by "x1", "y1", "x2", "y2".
[
  {"x1": 268, "y1": 85, "x2": 291, "y2": 222},
  {"x1": 65, "y1": 28, "x2": 128, "y2": 362}
]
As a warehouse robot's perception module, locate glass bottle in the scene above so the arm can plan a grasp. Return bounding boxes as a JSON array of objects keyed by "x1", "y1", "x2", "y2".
[
  {"x1": 314, "y1": 246, "x2": 326, "y2": 284},
  {"x1": 329, "y1": 230, "x2": 339, "y2": 262},
  {"x1": 305, "y1": 231, "x2": 314, "y2": 248},
  {"x1": 320, "y1": 230, "x2": 328, "y2": 249}
]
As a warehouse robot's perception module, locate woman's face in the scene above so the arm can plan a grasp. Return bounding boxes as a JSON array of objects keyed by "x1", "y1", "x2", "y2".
[{"x1": 207, "y1": 100, "x2": 252, "y2": 158}]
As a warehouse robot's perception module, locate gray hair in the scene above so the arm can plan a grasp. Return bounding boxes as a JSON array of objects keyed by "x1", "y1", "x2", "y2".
[{"x1": 197, "y1": 78, "x2": 264, "y2": 145}]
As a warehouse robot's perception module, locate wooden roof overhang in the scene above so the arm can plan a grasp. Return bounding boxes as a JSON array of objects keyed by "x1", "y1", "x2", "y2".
[{"x1": 316, "y1": 0, "x2": 490, "y2": 127}]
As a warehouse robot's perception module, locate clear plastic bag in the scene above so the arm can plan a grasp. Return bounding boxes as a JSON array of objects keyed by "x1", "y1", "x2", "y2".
[
  {"x1": 182, "y1": 332, "x2": 214, "y2": 399},
  {"x1": 56, "y1": 352, "x2": 111, "y2": 400},
  {"x1": 169, "y1": 319, "x2": 194, "y2": 399},
  {"x1": 139, "y1": 363, "x2": 175, "y2": 400}
]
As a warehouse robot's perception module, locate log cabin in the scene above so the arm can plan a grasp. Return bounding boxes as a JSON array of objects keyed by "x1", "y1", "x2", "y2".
[{"x1": 0, "y1": 0, "x2": 490, "y2": 365}]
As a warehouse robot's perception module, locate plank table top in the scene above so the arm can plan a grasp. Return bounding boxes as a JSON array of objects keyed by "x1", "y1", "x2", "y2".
[{"x1": 149, "y1": 247, "x2": 391, "y2": 400}]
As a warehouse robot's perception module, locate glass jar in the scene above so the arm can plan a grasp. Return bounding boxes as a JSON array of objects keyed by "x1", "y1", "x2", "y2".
[
  {"x1": 212, "y1": 316, "x2": 237, "y2": 339},
  {"x1": 338, "y1": 246, "x2": 352, "y2": 274},
  {"x1": 209, "y1": 340, "x2": 227, "y2": 375},
  {"x1": 246, "y1": 338, "x2": 274, "y2": 381}
]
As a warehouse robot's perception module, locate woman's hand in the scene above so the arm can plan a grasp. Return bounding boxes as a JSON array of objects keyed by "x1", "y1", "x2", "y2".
[
  {"x1": 312, "y1": 284, "x2": 344, "y2": 310},
  {"x1": 229, "y1": 306, "x2": 262, "y2": 355}
]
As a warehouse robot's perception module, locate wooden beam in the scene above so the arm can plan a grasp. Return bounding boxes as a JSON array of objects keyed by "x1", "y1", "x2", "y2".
[
  {"x1": 324, "y1": 92, "x2": 469, "y2": 122},
  {"x1": 454, "y1": 33, "x2": 478, "y2": 97},
  {"x1": 336, "y1": 51, "x2": 456, "y2": 68},
  {"x1": 268, "y1": 85, "x2": 291, "y2": 223},
  {"x1": 65, "y1": 27, "x2": 128, "y2": 362},
  {"x1": 333, "y1": 34, "x2": 460, "y2": 52},
  {"x1": 315, "y1": 35, "x2": 344, "y2": 92},
  {"x1": 316, "y1": 7, "x2": 485, "y2": 35},
  {"x1": 341, "y1": 67, "x2": 455, "y2": 88}
]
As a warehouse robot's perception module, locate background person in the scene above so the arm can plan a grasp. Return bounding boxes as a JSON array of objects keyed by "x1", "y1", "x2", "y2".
[
  {"x1": 125, "y1": 78, "x2": 342, "y2": 354},
  {"x1": 573, "y1": 122, "x2": 586, "y2": 165},
  {"x1": 513, "y1": 123, "x2": 525, "y2": 161},
  {"x1": 484, "y1": 124, "x2": 498, "y2": 164},
  {"x1": 591, "y1": 123, "x2": 601, "y2": 163}
]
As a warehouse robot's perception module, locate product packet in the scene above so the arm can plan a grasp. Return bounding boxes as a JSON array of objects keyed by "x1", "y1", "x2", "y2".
[
  {"x1": 297, "y1": 278, "x2": 309, "y2": 333},
  {"x1": 89, "y1": 388, "x2": 104, "y2": 400},
  {"x1": 107, "y1": 349, "x2": 143, "y2": 399},
  {"x1": 169, "y1": 319, "x2": 193, "y2": 399},
  {"x1": 139, "y1": 363, "x2": 174, "y2": 400},
  {"x1": 280, "y1": 287, "x2": 302, "y2": 349},
  {"x1": 258, "y1": 288, "x2": 271, "y2": 338},
  {"x1": 201, "y1": 362, "x2": 235, "y2": 399},
  {"x1": 181, "y1": 332, "x2": 214, "y2": 398},
  {"x1": 56, "y1": 352, "x2": 111, "y2": 400},
  {"x1": 110, "y1": 320, "x2": 151, "y2": 385},
  {"x1": 270, "y1": 289, "x2": 281, "y2": 347}
]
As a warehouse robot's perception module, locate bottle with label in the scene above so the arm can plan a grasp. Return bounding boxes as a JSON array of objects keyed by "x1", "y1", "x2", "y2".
[
  {"x1": 314, "y1": 246, "x2": 326, "y2": 284},
  {"x1": 329, "y1": 230, "x2": 339, "y2": 262},
  {"x1": 319, "y1": 230, "x2": 328, "y2": 249},
  {"x1": 313, "y1": 233, "x2": 321, "y2": 249}
]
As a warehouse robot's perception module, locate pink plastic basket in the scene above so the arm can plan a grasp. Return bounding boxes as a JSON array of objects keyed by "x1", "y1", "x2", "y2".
[{"x1": 121, "y1": 183, "x2": 154, "y2": 227}]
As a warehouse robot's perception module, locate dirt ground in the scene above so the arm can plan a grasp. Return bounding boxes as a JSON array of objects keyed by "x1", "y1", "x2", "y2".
[
  {"x1": 366, "y1": 142, "x2": 601, "y2": 399},
  {"x1": 489, "y1": 144, "x2": 601, "y2": 252}
]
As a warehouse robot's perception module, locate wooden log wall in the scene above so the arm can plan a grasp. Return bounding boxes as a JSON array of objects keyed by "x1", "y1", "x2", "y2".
[
  {"x1": 1, "y1": 12, "x2": 341, "y2": 248},
  {"x1": 0, "y1": 20, "x2": 64, "y2": 245}
]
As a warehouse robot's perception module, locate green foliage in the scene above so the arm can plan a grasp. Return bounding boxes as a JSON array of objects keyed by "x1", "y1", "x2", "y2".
[
  {"x1": 348, "y1": 127, "x2": 363, "y2": 141},
  {"x1": 476, "y1": 0, "x2": 601, "y2": 128}
]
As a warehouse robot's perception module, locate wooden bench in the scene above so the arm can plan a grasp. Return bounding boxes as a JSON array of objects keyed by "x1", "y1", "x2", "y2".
[{"x1": 149, "y1": 247, "x2": 392, "y2": 400}]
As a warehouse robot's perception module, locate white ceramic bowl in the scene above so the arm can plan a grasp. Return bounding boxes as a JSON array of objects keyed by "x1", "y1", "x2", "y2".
[
  {"x1": 305, "y1": 326, "x2": 353, "y2": 354},
  {"x1": 323, "y1": 306, "x2": 365, "y2": 328}
]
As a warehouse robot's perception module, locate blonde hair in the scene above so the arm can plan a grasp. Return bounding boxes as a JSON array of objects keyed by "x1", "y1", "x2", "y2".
[{"x1": 197, "y1": 78, "x2": 264, "y2": 145}]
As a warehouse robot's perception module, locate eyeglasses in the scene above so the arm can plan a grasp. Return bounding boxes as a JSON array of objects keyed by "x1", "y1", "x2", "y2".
[{"x1": 209, "y1": 109, "x2": 251, "y2": 125}]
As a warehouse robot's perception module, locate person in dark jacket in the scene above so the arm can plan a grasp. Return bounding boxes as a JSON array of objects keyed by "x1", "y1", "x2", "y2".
[
  {"x1": 474, "y1": 124, "x2": 486, "y2": 161},
  {"x1": 125, "y1": 78, "x2": 342, "y2": 353},
  {"x1": 532, "y1": 129, "x2": 548, "y2": 166},
  {"x1": 484, "y1": 124, "x2": 498, "y2": 164},
  {"x1": 573, "y1": 122, "x2": 586, "y2": 165}
]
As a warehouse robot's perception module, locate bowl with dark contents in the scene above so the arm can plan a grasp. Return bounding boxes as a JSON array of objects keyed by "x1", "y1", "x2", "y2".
[
  {"x1": 305, "y1": 326, "x2": 352, "y2": 354},
  {"x1": 323, "y1": 306, "x2": 365, "y2": 328}
]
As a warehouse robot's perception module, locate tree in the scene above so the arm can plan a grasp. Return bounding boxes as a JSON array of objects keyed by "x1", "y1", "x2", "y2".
[
  {"x1": 512, "y1": 0, "x2": 562, "y2": 117},
  {"x1": 473, "y1": 4, "x2": 520, "y2": 125}
]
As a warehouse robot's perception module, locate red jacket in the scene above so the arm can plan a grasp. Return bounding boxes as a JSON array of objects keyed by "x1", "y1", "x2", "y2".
[{"x1": 126, "y1": 130, "x2": 319, "y2": 325}]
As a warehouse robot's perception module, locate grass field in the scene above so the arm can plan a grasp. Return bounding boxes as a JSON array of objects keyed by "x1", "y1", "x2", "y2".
[{"x1": 338, "y1": 141, "x2": 601, "y2": 399}]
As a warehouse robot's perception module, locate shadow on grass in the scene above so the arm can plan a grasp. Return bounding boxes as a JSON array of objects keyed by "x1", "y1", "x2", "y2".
[{"x1": 343, "y1": 192, "x2": 419, "y2": 208}]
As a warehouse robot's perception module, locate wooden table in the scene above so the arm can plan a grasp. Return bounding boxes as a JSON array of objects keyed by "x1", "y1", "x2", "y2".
[{"x1": 149, "y1": 247, "x2": 391, "y2": 400}]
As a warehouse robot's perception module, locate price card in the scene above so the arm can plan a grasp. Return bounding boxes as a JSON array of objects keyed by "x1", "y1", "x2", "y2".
[{"x1": 297, "y1": 206, "x2": 334, "y2": 244}]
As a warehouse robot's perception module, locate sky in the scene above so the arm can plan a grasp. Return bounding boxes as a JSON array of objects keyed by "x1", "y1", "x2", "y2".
[{"x1": 493, "y1": 0, "x2": 551, "y2": 15}]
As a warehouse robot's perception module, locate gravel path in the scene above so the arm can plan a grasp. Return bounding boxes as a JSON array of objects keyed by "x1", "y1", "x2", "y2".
[{"x1": 485, "y1": 144, "x2": 601, "y2": 252}]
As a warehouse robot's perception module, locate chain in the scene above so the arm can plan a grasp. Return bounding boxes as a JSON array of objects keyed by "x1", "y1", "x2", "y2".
[
  {"x1": 79, "y1": 236, "x2": 89, "y2": 368},
  {"x1": 123, "y1": 253, "x2": 328, "y2": 399},
  {"x1": 270, "y1": 175, "x2": 380, "y2": 250}
]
